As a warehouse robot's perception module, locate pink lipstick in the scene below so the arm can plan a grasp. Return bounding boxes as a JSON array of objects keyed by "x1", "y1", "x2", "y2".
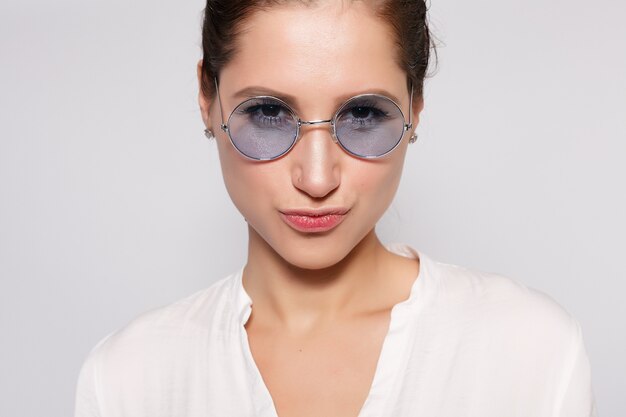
[{"x1": 279, "y1": 208, "x2": 348, "y2": 233}]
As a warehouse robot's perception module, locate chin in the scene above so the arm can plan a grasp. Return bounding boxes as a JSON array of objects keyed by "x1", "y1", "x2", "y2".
[
  {"x1": 280, "y1": 253, "x2": 343, "y2": 270},
  {"x1": 271, "y1": 231, "x2": 366, "y2": 271},
  {"x1": 279, "y1": 253, "x2": 344, "y2": 270},
  {"x1": 248, "y1": 217, "x2": 373, "y2": 271}
]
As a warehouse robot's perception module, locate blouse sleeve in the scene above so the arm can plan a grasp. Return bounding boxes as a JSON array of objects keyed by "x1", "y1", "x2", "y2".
[
  {"x1": 74, "y1": 334, "x2": 113, "y2": 417},
  {"x1": 556, "y1": 319, "x2": 598, "y2": 417}
]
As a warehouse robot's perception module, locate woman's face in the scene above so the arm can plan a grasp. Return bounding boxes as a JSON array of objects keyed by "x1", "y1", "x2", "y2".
[{"x1": 198, "y1": 2, "x2": 423, "y2": 270}]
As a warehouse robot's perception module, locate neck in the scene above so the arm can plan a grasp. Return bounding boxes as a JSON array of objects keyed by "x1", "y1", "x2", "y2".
[{"x1": 242, "y1": 226, "x2": 411, "y2": 333}]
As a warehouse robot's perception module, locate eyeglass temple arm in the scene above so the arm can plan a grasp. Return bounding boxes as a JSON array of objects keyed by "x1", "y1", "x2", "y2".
[
  {"x1": 406, "y1": 79, "x2": 414, "y2": 132},
  {"x1": 214, "y1": 77, "x2": 229, "y2": 132}
]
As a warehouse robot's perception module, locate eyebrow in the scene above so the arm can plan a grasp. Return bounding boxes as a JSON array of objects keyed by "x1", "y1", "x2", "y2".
[
  {"x1": 232, "y1": 85, "x2": 403, "y2": 109},
  {"x1": 233, "y1": 86, "x2": 298, "y2": 104}
]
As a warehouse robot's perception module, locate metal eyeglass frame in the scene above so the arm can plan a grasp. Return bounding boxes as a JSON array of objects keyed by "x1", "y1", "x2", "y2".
[{"x1": 213, "y1": 77, "x2": 414, "y2": 161}]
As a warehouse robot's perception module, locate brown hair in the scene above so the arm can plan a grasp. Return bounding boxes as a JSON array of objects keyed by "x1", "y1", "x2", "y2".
[{"x1": 200, "y1": 0, "x2": 435, "y2": 101}]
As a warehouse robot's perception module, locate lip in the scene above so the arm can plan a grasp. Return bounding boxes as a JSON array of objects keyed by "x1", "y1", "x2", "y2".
[{"x1": 279, "y1": 207, "x2": 349, "y2": 233}]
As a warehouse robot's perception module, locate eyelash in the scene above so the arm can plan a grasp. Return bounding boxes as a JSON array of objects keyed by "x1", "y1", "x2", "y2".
[
  {"x1": 347, "y1": 99, "x2": 390, "y2": 125},
  {"x1": 239, "y1": 98, "x2": 390, "y2": 125}
]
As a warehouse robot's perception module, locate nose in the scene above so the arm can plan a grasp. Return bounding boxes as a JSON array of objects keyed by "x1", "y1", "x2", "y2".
[{"x1": 290, "y1": 124, "x2": 341, "y2": 199}]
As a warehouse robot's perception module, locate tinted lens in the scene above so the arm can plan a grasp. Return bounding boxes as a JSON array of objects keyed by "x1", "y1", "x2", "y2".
[
  {"x1": 334, "y1": 95, "x2": 406, "y2": 158},
  {"x1": 227, "y1": 97, "x2": 298, "y2": 160}
]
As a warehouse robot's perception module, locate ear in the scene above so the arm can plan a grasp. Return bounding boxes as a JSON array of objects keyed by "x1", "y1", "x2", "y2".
[{"x1": 196, "y1": 59, "x2": 212, "y2": 128}]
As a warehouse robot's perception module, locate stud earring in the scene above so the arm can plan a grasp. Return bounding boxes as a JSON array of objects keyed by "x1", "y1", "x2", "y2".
[
  {"x1": 204, "y1": 129, "x2": 215, "y2": 140},
  {"x1": 409, "y1": 132, "x2": 418, "y2": 144}
]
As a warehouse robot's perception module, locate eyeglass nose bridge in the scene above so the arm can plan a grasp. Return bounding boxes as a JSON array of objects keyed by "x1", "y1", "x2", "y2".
[
  {"x1": 298, "y1": 119, "x2": 332, "y2": 125},
  {"x1": 296, "y1": 118, "x2": 338, "y2": 143}
]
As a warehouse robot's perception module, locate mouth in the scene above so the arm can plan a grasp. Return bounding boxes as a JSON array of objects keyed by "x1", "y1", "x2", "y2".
[{"x1": 278, "y1": 208, "x2": 349, "y2": 233}]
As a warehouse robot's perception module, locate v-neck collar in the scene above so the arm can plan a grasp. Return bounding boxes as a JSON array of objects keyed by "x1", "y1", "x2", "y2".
[{"x1": 230, "y1": 243, "x2": 433, "y2": 417}]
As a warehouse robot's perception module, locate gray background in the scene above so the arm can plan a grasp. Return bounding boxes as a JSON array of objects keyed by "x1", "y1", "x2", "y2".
[{"x1": 1, "y1": 0, "x2": 624, "y2": 415}]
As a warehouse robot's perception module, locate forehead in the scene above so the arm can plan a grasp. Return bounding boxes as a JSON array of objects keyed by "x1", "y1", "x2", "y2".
[{"x1": 219, "y1": 2, "x2": 407, "y2": 108}]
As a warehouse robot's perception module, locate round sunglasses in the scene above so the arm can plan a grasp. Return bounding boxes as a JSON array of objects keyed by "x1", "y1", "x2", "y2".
[{"x1": 213, "y1": 78, "x2": 414, "y2": 161}]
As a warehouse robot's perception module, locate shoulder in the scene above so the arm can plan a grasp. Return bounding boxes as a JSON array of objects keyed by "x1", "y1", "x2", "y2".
[
  {"x1": 74, "y1": 271, "x2": 242, "y2": 413},
  {"x1": 80, "y1": 270, "x2": 239, "y2": 375},
  {"x1": 422, "y1": 256, "x2": 581, "y2": 348},
  {"x1": 419, "y1": 257, "x2": 595, "y2": 413},
  {"x1": 116, "y1": 271, "x2": 235, "y2": 337}
]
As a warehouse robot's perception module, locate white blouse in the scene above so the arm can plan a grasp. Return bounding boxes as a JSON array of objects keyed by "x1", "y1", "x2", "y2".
[{"x1": 74, "y1": 243, "x2": 597, "y2": 416}]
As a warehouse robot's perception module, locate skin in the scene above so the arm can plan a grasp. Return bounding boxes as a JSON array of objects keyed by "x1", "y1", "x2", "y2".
[{"x1": 198, "y1": 2, "x2": 424, "y2": 415}]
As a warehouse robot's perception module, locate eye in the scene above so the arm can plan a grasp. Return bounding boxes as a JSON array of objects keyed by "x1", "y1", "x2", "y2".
[
  {"x1": 351, "y1": 106, "x2": 375, "y2": 119},
  {"x1": 241, "y1": 101, "x2": 287, "y2": 118},
  {"x1": 237, "y1": 98, "x2": 293, "y2": 127},
  {"x1": 260, "y1": 104, "x2": 281, "y2": 117},
  {"x1": 340, "y1": 98, "x2": 390, "y2": 125}
]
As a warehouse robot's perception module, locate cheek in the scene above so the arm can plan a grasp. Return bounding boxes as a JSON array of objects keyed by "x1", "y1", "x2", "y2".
[
  {"x1": 216, "y1": 142, "x2": 283, "y2": 219},
  {"x1": 216, "y1": 140, "x2": 255, "y2": 215},
  {"x1": 349, "y1": 154, "x2": 406, "y2": 213}
]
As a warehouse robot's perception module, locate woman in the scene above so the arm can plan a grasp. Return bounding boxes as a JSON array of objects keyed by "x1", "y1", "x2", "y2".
[{"x1": 74, "y1": 1, "x2": 596, "y2": 416}]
